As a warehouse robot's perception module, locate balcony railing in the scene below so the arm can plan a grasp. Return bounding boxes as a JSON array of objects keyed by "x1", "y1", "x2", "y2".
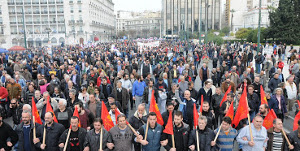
[
  {"x1": 77, "y1": 20, "x2": 83, "y2": 24},
  {"x1": 32, "y1": 2, "x2": 39, "y2": 4},
  {"x1": 8, "y1": 2, "x2": 14, "y2": 5},
  {"x1": 58, "y1": 21, "x2": 64, "y2": 23},
  {"x1": 48, "y1": 1, "x2": 55, "y2": 4},
  {"x1": 57, "y1": 10, "x2": 64, "y2": 13},
  {"x1": 69, "y1": 20, "x2": 75, "y2": 25},
  {"x1": 16, "y1": 2, "x2": 23, "y2": 5},
  {"x1": 40, "y1": 1, "x2": 47, "y2": 4},
  {"x1": 33, "y1": 11, "x2": 40, "y2": 14},
  {"x1": 9, "y1": 12, "x2": 15, "y2": 14}
]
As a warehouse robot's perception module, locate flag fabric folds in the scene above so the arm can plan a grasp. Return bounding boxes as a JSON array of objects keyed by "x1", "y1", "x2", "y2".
[
  {"x1": 31, "y1": 97, "x2": 42, "y2": 125},
  {"x1": 193, "y1": 103, "x2": 199, "y2": 129},
  {"x1": 71, "y1": 106, "x2": 81, "y2": 128},
  {"x1": 225, "y1": 100, "x2": 234, "y2": 121},
  {"x1": 199, "y1": 95, "x2": 204, "y2": 114},
  {"x1": 101, "y1": 101, "x2": 114, "y2": 131},
  {"x1": 232, "y1": 85, "x2": 249, "y2": 128},
  {"x1": 46, "y1": 96, "x2": 58, "y2": 123},
  {"x1": 114, "y1": 108, "x2": 129, "y2": 124},
  {"x1": 149, "y1": 90, "x2": 164, "y2": 126},
  {"x1": 163, "y1": 111, "x2": 174, "y2": 135},
  {"x1": 220, "y1": 85, "x2": 232, "y2": 107},
  {"x1": 260, "y1": 85, "x2": 268, "y2": 105},
  {"x1": 263, "y1": 109, "x2": 277, "y2": 130}
]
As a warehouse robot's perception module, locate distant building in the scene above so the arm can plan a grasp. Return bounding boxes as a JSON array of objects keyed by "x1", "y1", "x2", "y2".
[
  {"x1": 0, "y1": 0, "x2": 115, "y2": 48},
  {"x1": 162, "y1": 0, "x2": 222, "y2": 37}
]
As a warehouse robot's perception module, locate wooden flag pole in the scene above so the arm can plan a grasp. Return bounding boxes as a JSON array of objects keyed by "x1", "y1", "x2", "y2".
[
  {"x1": 213, "y1": 125, "x2": 222, "y2": 142},
  {"x1": 144, "y1": 120, "x2": 149, "y2": 140},
  {"x1": 100, "y1": 126, "x2": 103, "y2": 150},
  {"x1": 33, "y1": 116, "x2": 36, "y2": 140},
  {"x1": 63, "y1": 129, "x2": 71, "y2": 151},
  {"x1": 42, "y1": 125, "x2": 46, "y2": 145},
  {"x1": 247, "y1": 114, "x2": 254, "y2": 142},
  {"x1": 127, "y1": 123, "x2": 139, "y2": 136},
  {"x1": 245, "y1": 97, "x2": 254, "y2": 142},
  {"x1": 196, "y1": 126, "x2": 200, "y2": 151},
  {"x1": 282, "y1": 129, "x2": 292, "y2": 146},
  {"x1": 172, "y1": 134, "x2": 175, "y2": 148}
]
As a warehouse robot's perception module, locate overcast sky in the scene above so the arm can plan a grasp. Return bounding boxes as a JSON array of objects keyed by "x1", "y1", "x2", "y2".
[{"x1": 112, "y1": 0, "x2": 162, "y2": 13}]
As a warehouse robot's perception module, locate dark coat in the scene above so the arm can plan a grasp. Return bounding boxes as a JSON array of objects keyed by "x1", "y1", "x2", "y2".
[
  {"x1": 83, "y1": 128, "x2": 112, "y2": 151},
  {"x1": 163, "y1": 122, "x2": 190, "y2": 151},
  {"x1": 267, "y1": 128, "x2": 288, "y2": 151},
  {"x1": 15, "y1": 121, "x2": 41, "y2": 151},
  {"x1": 268, "y1": 78, "x2": 281, "y2": 93},
  {"x1": 271, "y1": 95, "x2": 287, "y2": 115},
  {"x1": 0, "y1": 122, "x2": 18, "y2": 151},
  {"x1": 35, "y1": 122, "x2": 65, "y2": 151},
  {"x1": 112, "y1": 87, "x2": 130, "y2": 110},
  {"x1": 129, "y1": 111, "x2": 147, "y2": 130},
  {"x1": 188, "y1": 127, "x2": 214, "y2": 151},
  {"x1": 58, "y1": 128, "x2": 87, "y2": 151},
  {"x1": 143, "y1": 87, "x2": 158, "y2": 104}
]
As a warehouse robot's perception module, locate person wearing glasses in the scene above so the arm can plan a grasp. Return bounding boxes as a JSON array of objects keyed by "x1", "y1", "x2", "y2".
[{"x1": 7, "y1": 98, "x2": 23, "y2": 129}]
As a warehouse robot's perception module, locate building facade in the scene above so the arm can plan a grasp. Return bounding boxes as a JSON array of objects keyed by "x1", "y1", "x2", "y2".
[
  {"x1": 0, "y1": 0, "x2": 115, "y2": 49},
  {"x1": 162, "y1": 0, "x2": 222, "y2": 37}
]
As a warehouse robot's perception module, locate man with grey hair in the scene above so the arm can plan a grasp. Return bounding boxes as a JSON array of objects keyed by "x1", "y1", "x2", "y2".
[
  {"x1": 36, "y1": 91, "x2": 58, "y2": 120},
  {"x1": 54, "y1": 99, "x2": 73, "y2": 129},
  {"x1": 285, "y1": 75, "x2": 297, "y2": 113},
  {"x1": 22, "y1": 104, "x2": 31, "y2": 112},
  {"x1": 188, "y1": 116, "x2": 214, "y2": 151}
]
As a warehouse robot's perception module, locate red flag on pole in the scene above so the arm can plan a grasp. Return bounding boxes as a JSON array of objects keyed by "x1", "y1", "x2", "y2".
[
  {"x1": 71, "y1": 106, "x2": 81, "y2": 128},
  {"x1": 263, "y1": 109, "x2": 277, "y2": 130},
  {"x1": 101, "y1": 101, "x2": 114, "y2": 131},
  {"x1": 199, "y1": 95, "x2": 204, "y2": 114},
  {"x1": 225, "y1": 100, "x2": 234, "y2": 121},
  {"x1": 260, "y1": 85, "x2": 268, "y2": 105},
  {"x1": 193, "y1": 103, "x2": 199, "y2": 129},
  {"x1": 232, "y1": 85, "x2": 249, "y2": 128},
  {"x1": 163, "y1": 111, "x2": 174, "y2": 135},
  {"x1": 114, "y1": 108, "x2": 129, "y2": 124},
  {"x1": 31, "y1": 97, "x2": 42, "y2": 125},
  {"x1": 149, "y1": 90, "x2": 164, "y2": 126},
  {"x1": 46, "y1": 96, "x2": 58, "y2": 123},
  {"x1": 220, "y1": 85, "x2": 232, "y2": 107}
]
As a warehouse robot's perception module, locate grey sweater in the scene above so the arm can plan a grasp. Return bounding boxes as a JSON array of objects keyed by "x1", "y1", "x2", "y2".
[{"x1": 109, "y1": 125, "x2": 134, "y2": 151}]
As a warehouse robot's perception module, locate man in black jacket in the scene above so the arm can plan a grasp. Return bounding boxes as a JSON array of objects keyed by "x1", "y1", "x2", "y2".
[
  {"x1": 161, "y1": 103, "x2": 175, "y2": 128},
  {"x1": 129, "y1": 104, "x2": 147, "y2": 151},
  {"x1": 34, "y1": 112, "x2": 65, "y2": 150},
  {"x1": 211, "y1": 87, "x2": 224, "y2": 126},
  {"x1": 247, "y1": 85, "x2": 260, "y2": 121},
  {"x1": 15, "y1": 111, "x2": 40, "y2": 151},
  {"x1": 7, "y1": 98, "x2": 23, "y2": 127},
  {"x1": 162, "y1": 111, "x2": 189, "y2": 151},
  {"x1": 188, "y1": 116, "x2": 214, "y2": 151},
  {"x1": 0, "y1": 113, "x2": 18, "y2": 151},
  {"x1": 59, "y1": 116, "x2": 87, "y2": 151},
  {"x1": 143, "y1": 79, "x2": 158, "y2": 111}
]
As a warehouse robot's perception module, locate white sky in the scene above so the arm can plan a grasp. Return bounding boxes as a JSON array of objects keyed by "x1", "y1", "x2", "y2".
[{"x1": 112, "y1": 0, "x2": 162, "y2": 13}]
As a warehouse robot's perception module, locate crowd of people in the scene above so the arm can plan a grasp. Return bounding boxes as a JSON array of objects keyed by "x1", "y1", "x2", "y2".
[{"x1": 0, "y1": 40, "x2": 299, "y2": 151}]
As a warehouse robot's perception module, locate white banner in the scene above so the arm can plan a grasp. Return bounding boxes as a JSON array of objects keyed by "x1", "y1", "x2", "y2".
[{"x1": 137, "y1": 41, "x2": 160, "y2": 48}]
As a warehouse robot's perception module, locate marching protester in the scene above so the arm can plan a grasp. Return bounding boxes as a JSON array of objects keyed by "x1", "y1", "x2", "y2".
[
  {"x1": 83, "y1": 118, "x2": 113, "y2": 151},
  {"x1": 35, "y1": 112, "x2": 65, "y2": 150},
  {"x1": 0, "y1": 113, "x2": 18, "y2": 151},
  {"x1": 59, "y1": 116, "x2": 87, "y2": 151}
]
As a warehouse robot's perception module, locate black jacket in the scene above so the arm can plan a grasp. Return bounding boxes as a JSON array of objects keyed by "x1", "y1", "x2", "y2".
[
  {"x1": 0, "y1": 122, "x2": 18, "y2": 151},
  {"x1": 112, "y1": 87, "x2": 130, "y2": 110},
  {"x1": 15, "y1": 121, "x2": 40, "y2": 151},
  {"x1": 188, "y1": 127, "x2": 214, "y2": 151},
  {"x1": 35, "y1": 122, "x2": 65, "y2": 151},
  {"x1": 288, "y1": 130, "x2": 300, "y2": 151},
  {"x1": 7, "y1": 104, "x2": 23, "y2": 125},
  {"x1": 58, "y1": 128, "x2": 87, "y2": 151},
  {"x1": 129, "y1": 111, "x2": 147, "y2": 130},
  {"x1": 247, "y1": 93, "x2": 260, "y2": 113},
  {"x1": 83, "y1": 128, "x2": 112, "y2": 151},
  {"x1": 143, "y1": 87, "x2": 158, "y2": 104},
  {"x1": 268, "y1": 78, "x2": 281, "y2": 93},
  {"x1": 163, "y1": 122, "x2": 190, "y2": 151}
]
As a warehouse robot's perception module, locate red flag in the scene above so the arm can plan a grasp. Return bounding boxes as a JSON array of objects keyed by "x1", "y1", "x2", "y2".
[
  {"x1": 45, "y1": 96, "x2": 58, "y2": 123},
  {"x1": 163, "y1": 111, "x2": 174, "y2": 135},
  {"x1": 114, "y1": 108, "x2": 129, "y2": 124},
  {"x1": 232, "y1": 85, "x2": 249, "y2": 128},
  {"x1": 263, "y1": 109, "x2": 277, "y2": 130},
  {"x1": 294, "y1": 101, "x2": 300, "y2": 131},
  {"x1": 101, "y1": 101, "x2": 114, "y2": 131},
  {"x1": 149, "y1": 90, "x2": 164, "y2": 126},
  {"x1": 199, "y1": 95, "x2": 204, "y2": 114},
  {"x1": 260, "y1": 85, "x2": 268, "y2": 105},
  {"x1": 193, "y1": 103, "x2": 199, "y2": 129},
  {"x1": 71, "y1": 106, "x2": 81, "y2": 128},
  {"x1": 220, "y1": 85, "x2": 232, "y2": 107},
  {"x1": 31, "y1": 97, "x2": 42, "y2": 125},
  {"x1": 225, "y1": 100, "x2": 234, "y2": 121}
]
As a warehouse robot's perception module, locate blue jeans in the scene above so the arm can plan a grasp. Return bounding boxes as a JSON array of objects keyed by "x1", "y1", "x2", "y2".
[
  {"x1": 282, "y1": 54, "x2": 285, "y2": 60},
  {"x1": 255, "y1": 63, "x2": 261, "y2": 73}
]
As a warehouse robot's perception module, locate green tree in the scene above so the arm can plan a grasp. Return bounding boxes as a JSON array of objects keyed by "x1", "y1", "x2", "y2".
[
  {"x1": 221, "y1": 26, "x2": 230, "y2": 36},
  {"x1": 235, "y1": 28, "x2": 250, "y2": 40},
  {"x1": 269, "y1": 0, "x2": 300, "y2": 44}
]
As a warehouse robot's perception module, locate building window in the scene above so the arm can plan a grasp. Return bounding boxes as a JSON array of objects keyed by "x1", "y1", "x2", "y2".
[
  {"x1": 0, "y1": 17, "x2": 2, "y2": 24},
  {"x1": 79, "y1": 5, "x2": 82, "y2": 12},
  {"x1": 70, "y1": 6, "x2": 74, "y2": 13}
]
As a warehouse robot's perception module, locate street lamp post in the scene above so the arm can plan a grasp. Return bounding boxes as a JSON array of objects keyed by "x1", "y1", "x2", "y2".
[
  {"x1": 22, "y1": 7, "x2": 27, "y2": 48},
  {"x1": 257, "y1": 0, "x2": 262, "y2": 52}
]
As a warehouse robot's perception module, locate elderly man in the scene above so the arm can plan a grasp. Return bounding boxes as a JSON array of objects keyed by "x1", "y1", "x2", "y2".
[
  {"x1": 285, "y1": 75, "x2": 297, "y2": 113},
  {"x1": 199, "y1": 63, "x2": 209, "y2": 87},
  {"x1": 188, "y1": 116, "x2": 214, "y2": 151},
  {"x1": 54, "y1": 99, "x2": 73, "y2": 129},
  {"x1": 237, "y1": 115, "x2": 268, "y2": 151},
  {"x1": 36, "y1": 91, "x2": 58, "y2": 120}
]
